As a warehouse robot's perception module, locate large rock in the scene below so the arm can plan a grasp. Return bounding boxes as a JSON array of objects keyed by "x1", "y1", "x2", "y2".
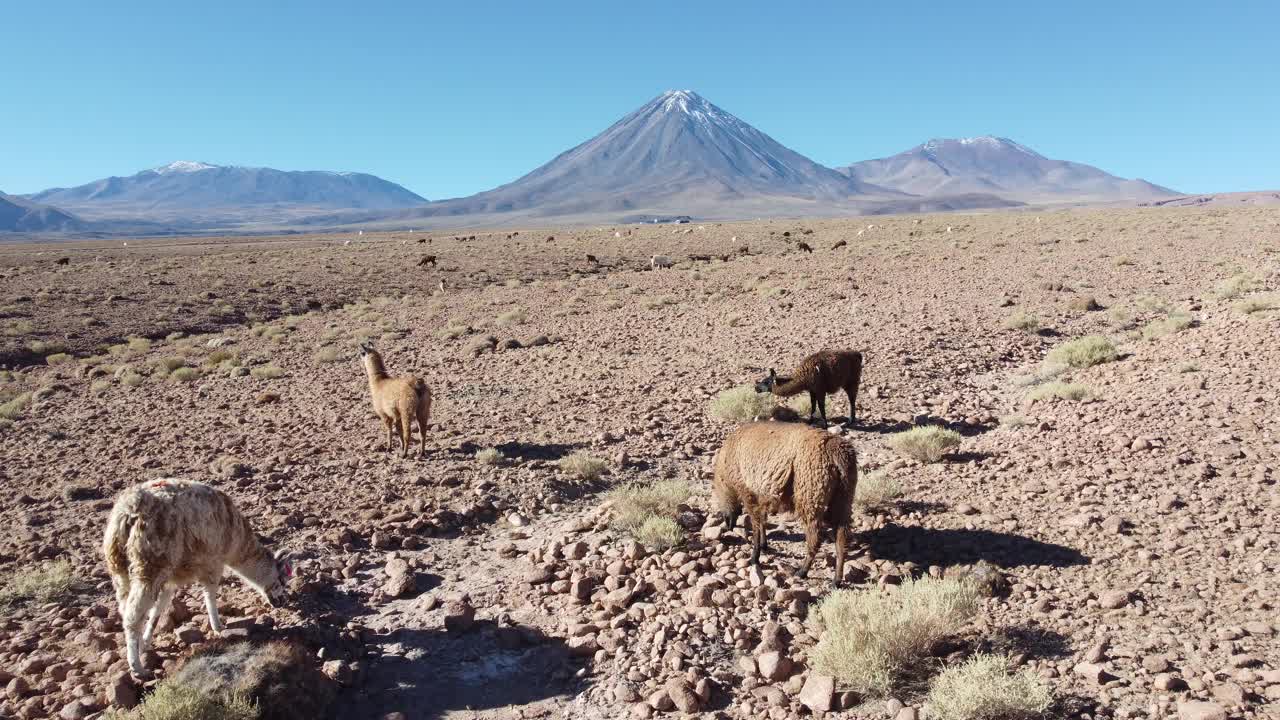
[
  {"x1": 1177, "y1": 701, "x2": 1227, "y2": 720},
  {"x1": 664, "y1": 677, "x2": 701, "y2": 713},
  {"x1": 106, "y1": 672, "x2": 139, "y2": 709},
  {"x1": 383, "y1": 558, "x2": 417, "y2": 598},
  {"x1": 798, "y1": 674, "x2": 835, "y2": 713},
  {"x1": 443, "y1": 597, "x2": 476, "y2": 633},
  {"x1": 756, "y1": 651, "x2": 793, "y2": 681}
]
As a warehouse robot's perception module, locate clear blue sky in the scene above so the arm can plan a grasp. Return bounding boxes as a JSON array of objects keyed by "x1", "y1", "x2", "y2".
[{"x1": 3, "y1": 0, "x2": 1277, "y2": 198}]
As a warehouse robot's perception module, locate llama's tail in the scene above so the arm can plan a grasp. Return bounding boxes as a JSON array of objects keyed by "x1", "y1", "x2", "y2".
[{"x1": 103, "y1": 511, "x2": 138, "y2": 594}]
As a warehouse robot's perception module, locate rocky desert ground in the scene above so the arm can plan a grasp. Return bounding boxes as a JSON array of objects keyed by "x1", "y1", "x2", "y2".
[{"x1": 0, "y1": 205, "x2": 1277, "y2": 720}]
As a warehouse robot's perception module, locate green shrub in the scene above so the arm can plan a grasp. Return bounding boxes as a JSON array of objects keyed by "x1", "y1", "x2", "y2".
[
  {"x1": 810, "y1": 577, "x2": 981, "y2": 696},
  {"x1": 888, "y1": 426, "x2": 961, "y2": 464},
  {"x1": 709, "y1": 385, "x2": 778, "y2": 422},
  {"x1": 926, "y1": 653, "x2": 1053, "y2": 720},
  {"x1": 635, "y1": 517, "x2": 684, "y2": 550},
  {"x1": 608, "y1": 480, "x2": 692, "y2": 539},
  {"x1": 1045, "y1": 335, "x2": 1117, "y2": 368}
]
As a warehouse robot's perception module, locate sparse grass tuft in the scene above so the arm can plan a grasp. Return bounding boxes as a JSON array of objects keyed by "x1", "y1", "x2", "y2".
[
  {"x1": 855, "y1": 470, "x2": 902, "y2": 509},
  {"x1": 1113, "y1": 256, "x2": 1135, "y2": 267},
  {"x1": 250, "y1": 365, "x2": 285, "y2": 380},
  {"x1": 1215, "y1": 272, "x2": 1261, "y2": 299},
  {"x1": 314, "y1": 347, "x2": 343, "y2": 364},
  {"x1": 635, "y1": 517, "x2": 684, "y2": 550},
  {"x1": 810, "y1": 577, "x2": 981, "y2": 696},
  {"x1": 0, "y1": 392, "x2": 32, "y2": 420},
  {"x1": 1026, "y1": 382, "x2": 1092, "y2": 402},
  {"x1": 1045, "y1": 335, "x2": 1117, "y2": 368},
  {"x1": 159, "y1": 357, "x2": 187, "y2": 373},
  {"x1": 888, "y1": 426, "x2": 961, "y2": 464},
  {"x1": 1177, "y1": 362, "x2": 1200, "y2": 373},
  {"x1": 109, "y1": 678, "x2": 257, "y2": 720},
  {"x1": 0, "y1": 559, "x2": 77, "y2": 608},
  {"x1": 495, "y1": 308, "x2": 527, "y2": 327},
  {"x1": 608, "y1": 479, "x2": 692, "y2": 546},
  {"x1": 120, "y1": 371, "x2": 145, "y2": 387},
  {"x1": 1234, "y1": 295, "x2": 1278, "y2": 315},
  {"x1": 205, "y1": 350, "x2": 235, "y2": 366},
  {"x1": 559, "y1": 452, "x2": 608, "y2": 481},
  {"x1": 128, "y1": 337, "x2": 152, "y2": 352},
  {"x1": 44, "y1": 352, "x2": 73, "y2": 365},
  {"x1": 1000, "y1": 415, "x2": 1030, "y2": 428},
  {"x1": 925, "y1": 653, "x2": 1053, "y2": 720},
  {"x1": 170, "y1": 367, "x2": 200, "y2": 383},
  {"x1": 437, "y1": 322, "x2": 470, "y2": 340},
  {"x1": 709, "y1": 385, "x2": 778, "y2": 422},
  {"x1": 475, "y1": 447, "x2": 503, "y2": 466},
  {"x1": 1141, "y1": 311, "x2": 1194, "y2": 340},
  {"x1": 1002, "y1": 312, "x2": 1039, "y2": 332}
]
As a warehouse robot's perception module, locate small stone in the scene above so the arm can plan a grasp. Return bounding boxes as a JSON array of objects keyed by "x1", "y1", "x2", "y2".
[
  {"x1": 383, "y1": 558, "x2": 417, "y2": 598},
  {"x1": 1098, "y1": 590, "x2": 1131, "y2": 609},
  {"x1": 1211, "y1": 683, "x2": 1246, "y2": 706},
  {"x1": 323, "y1": 660, "x2": 355, "y2": 686},
  {"x1": 1142, "y1": 656, "x2": 1171, "y2": 673},
  {"x1": 1074, "y1": 662, "x2": 1114, "y2": 684},
  {"x1": 1154, "y1": 673, "x2": 1186, "y2": 691},
  {"x1": 896, "y1": 709, "x2": 919, "y2": 720},
  {"x1": 1177, "y1": 700, "x2": 1227, "y2": 720},
  {"x1": 107, "y1": 672, "x2": 138, "y2": 708},
  {"x1": 646, "y1": 689, "x2": 674, "y2": 712},
  {"x1": 756, "y1": 651, "x2": 793, "y2": 681},
  {"x1": 798, "y1": 674, "x2": 835, "y2": 713},
  {"x1": 508, "y1": 512, "x2": 528, "y2": 527},
  {"x1": 443, "y1": 598, "x2": 475, "y2": 633},
  {"x1": 665, "y1": 677, "x2": 701, "y2": 713}
]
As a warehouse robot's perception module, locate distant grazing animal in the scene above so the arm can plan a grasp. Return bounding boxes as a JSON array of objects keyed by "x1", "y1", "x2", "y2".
[
  {"x1": 719, "y1": 254, "x2": 731, "y2": 262},
  {"x1": 418, "y1": 255, "x2": 437, "y2": 267},
  {"x1": 437, "y1": 279, "x2": 446, "y2": 293},
  {"x1": 756, "y1": 350, "x2": 864, "y2": 427},
  {"x1": 586, "y1": 254, "x2": 599, "y2": 265},
  {"x1": 103, "y1": 479, "x2": 291, "y2": 678},
  {"x1": 738, "y1": 245, "x2": 750, "y2": 256},
  {"x1": 359, "y1": 342, "x2": 432, "y2": 458},
  {"x1": 831, "y1": 240, "x2": 847, "y2": 250},
  {"x1": 797, "y1": 242, "x2": 813, "y2": 253},
  {"x1": 417, "y1": 238, "x2": 428, "y2": 244},
  {"x1": 55, "y1": 257, "x2": 70, "y2": 266},
  {"x1": 712, "y1": 422, "x2": 858, "y2": 585},
  {"x1": 650, "y1": 255, "x2": 674, "y2": 270},
  {"x1": 546, "y1": 235, "x2": 555, "y2": 242}
]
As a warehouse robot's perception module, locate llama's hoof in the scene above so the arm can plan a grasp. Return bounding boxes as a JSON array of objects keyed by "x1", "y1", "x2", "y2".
[{"x1": 130, "y1": 666, "x2": 154, "y2": 681}]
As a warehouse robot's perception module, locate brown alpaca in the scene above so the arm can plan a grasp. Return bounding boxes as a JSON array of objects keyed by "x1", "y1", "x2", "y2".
[
  {"x1": 756, "y1": 350, "x2": 863, "y2": 427},
  {"x1": 797, "y1": 242, "x2": 813, "y2": 253},
  {"x1": 831, "y1": 240, "x2": 847, "y2": 250},
  {"x1": 712, "y1": 422, "x2": 858, "y2": 585},
  {"x1": 418, "y1": 255, "x2": 437, "y2": 267},
  {"x1": 359, "y1": 342, "x2": 432, "y2": 457}
]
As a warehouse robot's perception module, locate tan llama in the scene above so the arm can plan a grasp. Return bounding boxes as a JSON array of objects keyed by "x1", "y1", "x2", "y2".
[{"x1": 359, "y1": 342, "x2": 432, "y2": 457}]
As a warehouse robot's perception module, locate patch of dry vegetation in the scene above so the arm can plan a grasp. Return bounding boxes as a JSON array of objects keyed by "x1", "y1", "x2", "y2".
[
  {"x1": 475, "y1": 447, "x2": 504, "y2": 465},
  {"x1": 888, "y1": 426, "x2": 961, "y2": 464},
  {"x1": 559, "y1": 452, "x2": 608, "y2": 480},
  {"x1": 810, "y1": 577, "x2": 981, "y2": 695},
  {"x1": 925, "y1": 653, "x2": 1053, "y2": 720},
  {"x1": 250, "y1": 365, "x2": 285, "y2": 379},
  {"x1": 1045, "y1": 335, "x2": 1117, "y2": 368},
  {"x1": 1026, "y1": 382, "x2": 1093, "y2": 402},
  {"x1": 1215, "y1": 272, "x2": 1261, "y2": 299},
  {"x1": 855, "y1": 470, "x2": 902, "y2": 509},
  {"x1": 709, "y1": 385, "x2": 778, "y2": 422},
  {"x1": 1002, "y1": 312, "x2": 1039, "y2": 332},
  {"x1": 607, "y1": 479, "x2": 692, "y2": 549},
  {"x1": 1140, "y1": 310, "x2": 1194, "y2": 340},
  {"x1": 0, "y1": 559, "x2": 77, "y2": 608}
]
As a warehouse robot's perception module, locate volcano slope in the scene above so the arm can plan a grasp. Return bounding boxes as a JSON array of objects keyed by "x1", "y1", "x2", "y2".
[{"x1": 0, "y1": 206, "x2": 1277, "y2": 719}]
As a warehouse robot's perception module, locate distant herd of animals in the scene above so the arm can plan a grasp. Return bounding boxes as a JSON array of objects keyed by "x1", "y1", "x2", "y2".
[{"x1": 98, "y1": 239, "x2": 868, "y2": 679}]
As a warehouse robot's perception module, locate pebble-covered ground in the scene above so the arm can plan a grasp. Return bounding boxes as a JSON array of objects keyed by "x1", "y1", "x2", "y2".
[{"x1": 0, "y1": 205, "x2": 1277, "y2": 719}]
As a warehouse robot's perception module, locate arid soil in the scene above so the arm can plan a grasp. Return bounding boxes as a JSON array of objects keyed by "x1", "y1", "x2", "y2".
[{"x1": 0, "y1": 206, "x2": 1278, "y2": 720}]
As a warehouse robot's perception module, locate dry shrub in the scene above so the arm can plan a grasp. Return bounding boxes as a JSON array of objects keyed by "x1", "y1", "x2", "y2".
[
  {"x1": 635, "y1": 516, "x2": 684, "y2": 550},
  {"x1": 170, "y1": 367, "x2": 200, "y2": 383},
  {"x1": 496, "y1": 308, "x2": 527, "y2": 327},
  {"x1": 91, "y1": 380, "x2": 112, "y2": 394},
  {"x1": 111, "y1": 681, "x2": 256, "y2": 720},
  {"x1": 855, "y1": 470, "x2": 902, "y2": 509},
  {"x1": 608, "y1": 479, "x2": 691, "y2": 544},
  {"x1": 475, "y1": 447, "x2": 503, "y2": 465},
  {"x1": 206, "y1": 350, "x2": 235, "y2": 366},
  {"x1": 159, "y1": 357, "x2": 187, "y2": 373},
  {"x1": 250, "y1": 366, "x2": 285, "y2": 380},
  {"x1": 45, "y1": 352, "x2": 73, "y2": 365},
  {"x1": 1000, "y1": 415, "x2": 1030, "y2": 429},
  {"x1": 926, "y1": 653, "x2": 1052, "y2": 720},
  {"x1": 0, "y1": 392, "x2": 32, "y2": 420},
  {"x1": 1215, "y1": 272, "x2": 1261, "y2": 299},
  {"x1": 1045, "y1": 335, "x2": 1117, "y2": 368},
  {"x1": 1068, "y1": 295, "x2": 1101, "y2": 312},
  {"x1": 0, "y1": 559, "x2": 77, "y2": 608},
  {"x1": 313, "y1": 347, "x2": 343, "y2": 364},
  {"x1": 559, "y1": 452, "x2": 608, "y2": 480},
  {"x1": 153, "y1": 640, "x2": 335, "y2": 720},
  {"x1": 1140, "y1": 311, "x2": 1194, "y2": 340},
  {"x1": 709, "y1": 385, "x2": 778, "y2": 422},
  {"x1": 121, "y1": 371, "x2": 145, "y2": 387},
  {"x1": 437, "y1": 322, "x2": 470, "y2": 340},
  {"x1": 810, "y1": 577, "x2": 981, "y2": 695},
  {"x1": 1026, "y1": 382, "x2": 1092, "y2": 402},
  {"x1": 888, "y1": 426, "x2": 961, "y2": 464},
  {"x1": 1234, "y1": 295, "x2": 1278, "y2": 315},
  {"x1": 1001, "y1": 312, "x2": 1039, "y2": 332}
]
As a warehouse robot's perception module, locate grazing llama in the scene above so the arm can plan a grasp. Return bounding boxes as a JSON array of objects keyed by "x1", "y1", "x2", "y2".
[
  {"x1": 359, "y1": 342, "x2": 432, "y2": 457},
  {"x1": 757, "y1": 350, "x2": 864, "y2": 427},
  {"x1": 103, "y1": 479, "x2": 291, "y2": 677}
]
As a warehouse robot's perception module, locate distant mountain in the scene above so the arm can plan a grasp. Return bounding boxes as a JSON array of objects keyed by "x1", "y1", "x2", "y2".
[
  {"x1": 0, "y1": 192, "x2": 86, "y2": 232},
  {"x1": 28, "y1": 162, "x2": 427, "y2": 222},
  {"x1": 392, "y1": 90, "x2": 899, "y2": 222},
  {"x1": 838, "y1": 137, "x2": 1178, "y2": 201}
]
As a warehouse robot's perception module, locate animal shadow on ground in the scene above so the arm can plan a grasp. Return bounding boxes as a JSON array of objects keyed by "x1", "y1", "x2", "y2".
[
  {"x1": 893, "y1": 500, "x2": 948, "y2": 516},
  {"x1": 983, "y1": 623, "x2": 1073, "y2": 660},
  {"x1": 944, "y1": 450, "x2": 996, "y2": 463},
  {"x1": 868, "y1": 526, "x2": 1088, "y2": 569},
  {"x1": 854, "y1": 417, "x2": 914, "y2": 435},
  {"x1": 335, "y1": 621, "x2": 583, "y2": 720},
  {"x1": 449, "y1": 440, "x2": 581, "y2": 462},
  {"x1": 1035, "y1": 328, "x2": 1063, "y2": 338},
  {"x1": 908, "y1": 414, "x2": 994, "y2": 439}
]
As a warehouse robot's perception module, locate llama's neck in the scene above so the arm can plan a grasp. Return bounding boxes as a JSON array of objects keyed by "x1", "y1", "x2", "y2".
[
  {"x1": 229, "y1": 545, "x2": 275, "y2": 596},
  {"x1": 772, "y1": 377, "x2": 808, "y2": 397},
  {"x1": 364, "y1": 355, "x2": 390, "y2": 384}
]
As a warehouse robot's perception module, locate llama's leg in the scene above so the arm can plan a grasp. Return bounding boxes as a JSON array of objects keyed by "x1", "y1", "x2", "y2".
[
  {"x1": 748, "y1": 509, "x2": 767, "y2": 566},
  {"x1": 817, "y1": 395, "x2": 829, "y2": 427},
  {"x1": 797, "y1": 518, "x2": 823, "y2": 578},
  {"x1": 202, "y1": 584, "x2": 225, "y2": 634},
  {"x1": 845, "y1": 386, "x2": 858, "y2": 427},
  {"x1": 418, "y1": 404, "x2": 430, "y2": 457},
  {"x1": 400, "y1": 413, "x2": 413, "y2": 458},
  {"x1": 807, "y1": 391, "x2": 817, "y2": 422},
  {"x1": 382, "y1": 416, "x2": 394, "y2": 453},
  {"x1": 123, "y1": 582, "x2": 161, "y2": 677},
  {"x1": 142, "y1": 586, "x2": 175, "y2": 648},
  {"x1": 834, "y1": 525, "x2": 848, "y2": 587}
]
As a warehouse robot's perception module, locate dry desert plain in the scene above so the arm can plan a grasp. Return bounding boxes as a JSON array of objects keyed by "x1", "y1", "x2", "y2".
[{"x1": 0, "y1": 205, "x2": 1278, "y2": 720}]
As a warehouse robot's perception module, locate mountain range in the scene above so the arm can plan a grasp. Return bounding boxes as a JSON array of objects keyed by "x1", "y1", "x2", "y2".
[{"x1": 6, "y1": 90, "x2": 1185, "y2": 235}]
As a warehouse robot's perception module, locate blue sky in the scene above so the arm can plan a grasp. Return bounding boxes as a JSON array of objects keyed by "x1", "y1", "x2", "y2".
[{"x1": 3, "y1": 0, "x2": 1277, "y2": 198}]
